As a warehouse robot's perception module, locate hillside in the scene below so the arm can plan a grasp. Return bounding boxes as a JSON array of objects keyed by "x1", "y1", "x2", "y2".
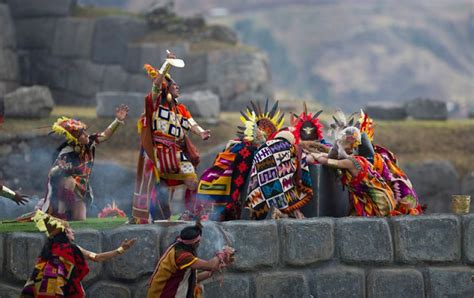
[{"x1": 176, "y1": 0, "x2": 474, "y2": 110}]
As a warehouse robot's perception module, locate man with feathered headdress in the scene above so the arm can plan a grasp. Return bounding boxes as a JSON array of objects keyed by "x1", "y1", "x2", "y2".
[
  {"x1": 132, "y1": 51, "x2": 211, "y2": 223},
  {"x1": 41, "y1": 105, "x2": 129, "y2": 220},
  {"x1": 196, "y1": 99, "x2": 284, "y2": 220}
]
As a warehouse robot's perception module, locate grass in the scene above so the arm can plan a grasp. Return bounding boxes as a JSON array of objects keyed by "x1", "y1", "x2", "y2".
[
  {"x1": 72, "y1": 6, "x2": 141, "y2": 18},
  {"x1": 0, "y1": 217, "x2": 127, "y2": 233}
]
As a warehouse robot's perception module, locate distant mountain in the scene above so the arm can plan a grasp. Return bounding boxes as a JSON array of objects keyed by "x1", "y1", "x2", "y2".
[{"x1": 176, "y1": 0, "x2": 474, "y2": 110}]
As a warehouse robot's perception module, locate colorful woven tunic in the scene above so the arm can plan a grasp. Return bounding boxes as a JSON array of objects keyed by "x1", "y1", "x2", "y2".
[
  {"x1": 21, "y1": 235, "x2": 89, "y2": 298},
  {"x1": 246, "y1": 138, "x2": 313, "y2": 219},
  {"x1": 147, "y1": 244, "x2": 198, "y2": 298},
  {"x1": 373, "y1": 145, "x2": 422, "y2": 215},
  {"x1": 197, "y1": 141, "x2": 258, "y2": 220},
  {"x1": 133, "y1": 93, "x2": 197, "y2": 223},
  {"x1": 341, "y1": 156, "x2": 397, "y2": 216}
]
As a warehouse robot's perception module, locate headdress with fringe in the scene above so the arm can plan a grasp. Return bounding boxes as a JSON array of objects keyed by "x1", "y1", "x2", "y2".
[
  {"x1": 336, "y1": 126, "x2": 362, "y2": 149},
  {"x1": 236, "y1": 111, "x2": 258, "y2": 142},
  {"x1": 51, "y1": 117, "x2": 87, "y2": 145},
  {"x1": 32, "y1": 210, "x2": 69, "y2": 238},
  {"x1": 291, "y1": 102, "x2": 323, "y2": 144},
  {"x1": 239, "y1": 99, "x2": 284, "y2": 140}
]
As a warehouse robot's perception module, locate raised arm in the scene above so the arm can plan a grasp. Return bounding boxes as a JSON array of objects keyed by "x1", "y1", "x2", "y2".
[
  {"x1": 97, "y1": 104, "x2": 128, "y2": 143},
  {"x1": 150, "y1": 51, "x2": 176, "y2": 101},
  {"x1": 80, "y1": 238, "x2": 136, "y2": 263}
]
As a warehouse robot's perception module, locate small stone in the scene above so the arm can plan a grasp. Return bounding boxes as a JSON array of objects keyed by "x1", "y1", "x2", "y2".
[
  {"x1": 178, "y1": 90, "x2": 220, "y2": 119},
  {"x1": 4, "y1": 85, "x2": 54, "y2": 118}
]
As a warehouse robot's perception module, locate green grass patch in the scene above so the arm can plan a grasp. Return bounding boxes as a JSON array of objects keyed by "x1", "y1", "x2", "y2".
[{"x1": 0, "y1": 217, "x2": 127, "y2": 233}]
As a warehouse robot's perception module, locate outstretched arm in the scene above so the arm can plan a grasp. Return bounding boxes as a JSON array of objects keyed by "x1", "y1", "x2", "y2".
[
  {"x1": 188, "y1": 118, "x2": 210, "y2": 140},
  {"x1": 80, "y1": 238, "x2": 137, "y2": 263},
  {"x1": 0, "y1": 184, "x2": 28, "y2": 205},
  {"x1": 97, "y1": 104, "x2": 129, "y2": 143},
  {"x1": 315, "y1": 154, "x2": 359, "y2": 177}
]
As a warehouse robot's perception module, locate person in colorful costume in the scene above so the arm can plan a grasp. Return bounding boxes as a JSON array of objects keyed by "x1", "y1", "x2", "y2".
[
  {"x1": 290, "y1": 102, "x2": 329, "y2": 152},
  {"x1": 132, "y1": 52, "x2": 211, "y2": 223},
  {"x1": 21, "y1": 210, "x2": 136, "y2": 298},
  {"x1": 357, "y1": 111, "x2": 422, "y2": 215},
  {"x1": 197, "y1": 100, "x2": 284, "y2": 220},
  {"x1": 147, "y1": 222, "x2": 235, "y2": 298},
  {"x1": 245, "y1": 128, "x2": 314, "y2": 220},
  {"x1": 41, "y1": 105, "x2": 129, "y2": 220},
  {"x1": 1, "y1": 184, "x2": 28, "y2": 205},
  {"x1": 311, "y1": 126, "x2": 397, "y2": 216}
]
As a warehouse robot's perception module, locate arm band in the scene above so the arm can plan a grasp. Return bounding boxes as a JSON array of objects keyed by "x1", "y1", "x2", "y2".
[
  {"x1": 1, "y1": 185, "x2": 16, "y2": 200},
  {"x1": 117, "y1": 246, "x2": 125, "y2": 254}
]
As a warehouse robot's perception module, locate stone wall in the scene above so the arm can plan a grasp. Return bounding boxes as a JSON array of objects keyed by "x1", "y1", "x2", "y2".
[
  {"x1": 1, "y1": 0, "x2": 272, "y2": 109},
  {"x1": 0, "y1": 216, "x2": 473, "y2": 297}
]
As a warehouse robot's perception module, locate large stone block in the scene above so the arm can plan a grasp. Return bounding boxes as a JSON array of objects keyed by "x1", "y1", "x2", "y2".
[
  {"x1": 74, "y1": 230, "x2": 102, "y2": 284},
  {"x1": 86, "y1": 281, "x2": 132, "y2": 298},
  {"x1": 336, "y1": 217, "x2": 393, "y2": 264},
  {"x1": 392, "y1": 215, "x2": 461, "y2": 263},
  {"x1": 133, "y1": 279, "x2": 150, "y2": 298},
  {"x1": 0, "y1": 4, "x2": 16, "y2": 48},
  {"x1": 158, "y1": 222, "x2": 190, "y2": 255},
  {"x1": 101, "y1": 65, "x2": 129, "y2": 92},
  {"x1": 308, "y1": 267, "x2": 365, "y2": 298},
  {"x1": 202, "y1": 274, "x2": 251, "y2": 298},
  {"x1": 0, "y1": 283, "x2": 22, "y2": 298},
  {"x1": 7, "y1": 0, "x2": 75, "y2": 17},
  {"x1": 0, "y1": 233, "x2": 4, "y2": 275},
  {"x1": 0, "y1": 49, "x2": 19, "y2": 81},
  {"x1": 172, "y1": 52, "x2": 207, "y2": 86},
  {"x1": 67, "y1": 60, "x2": 105, "y2": 97},
  {"x1": 196, "y1": 222, "x2": 228, "y2": 261},
  {"x1": 364, "y1": 101, "x2": 407, "y2": 120},
  {"x1": 255, "y1": 272, "x2": 309, "y2": 298},
  {"x1": 127, "y1": 73, "x2": 151, "y2": 93},
  {"x1": 29, "y1": 55, "x2": 70, "y2": 90},
  {"x1": 4, "y1": 85, "x2": 54, "y2": 118},
  {"x1": 280, "y1": 218, "x2": 334, "y2": 266},
  {"x1": 463, "y1": 214, "x2": 474, "y2": 263},
  {"x1": 124, "y1": 42, "x2": 189, "y2": 74},
  {"x1": 92, "y1": 16, "x2": 148, "y2": 64},
  {"x1": 221, "y1": 221, "x2": 279, "y2": 271},
  {"x1": 6, "y1": 232, "x2": 45, "y2": 281},
  {"x1": 15, "y1": 18, "x2": 58, "y2": 49},
  {"x1": 52, "y1": 18, "x2": 95, "y2": 58},
  {"x1": 103, "y1": 226, "x2": 160, "y2": 280},
  {"x1": 404, "y1": 160, "x2": 460, "y2": 213},
  {"x1": 96, "y1": 92, "x2": 144, "y2": 118},
  {"x1": 428, "y1": 267, "x2": 474, "y2": 297},
  {"x1": 405, "y1": 97, "x2": 448, "y2": 120},
  {"x1": 367, "y1": 269, "x2": 424, "y2": 298},
  {"x1": 178, "y1": 90, "x2": 220, "y2": 119}
]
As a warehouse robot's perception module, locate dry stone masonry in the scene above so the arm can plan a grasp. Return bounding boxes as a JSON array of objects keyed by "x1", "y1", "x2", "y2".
[{"x1": 0, "y1": 216, "x2": 473, "y2": 297}]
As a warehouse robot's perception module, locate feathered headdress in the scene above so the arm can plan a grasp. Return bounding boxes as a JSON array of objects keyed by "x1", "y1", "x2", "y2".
[
  {"x1": 98, "y1": 201, "x2": 127, "y2": 218},
  {"x1": 291, "y1": 102, "x2": 323, "y2": 144},
  {"x1": 51, "y1": 117, "x2": 86, "y2": 145},
  {"x1": 236, "y1": 111, "x2": 258, "y2": 142},
  {"x1": 32, "y1": 210, "x2": 69, "y2": 238},
  {"x1": 239, "y1": 99, "x2": 284, "y2": 140},
  {"x1": 336, "y1": 126, "x2": 362, "y2": 149},
  {"x1": 357, "y1": 109, "x2": 375, "y2": 143}
]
